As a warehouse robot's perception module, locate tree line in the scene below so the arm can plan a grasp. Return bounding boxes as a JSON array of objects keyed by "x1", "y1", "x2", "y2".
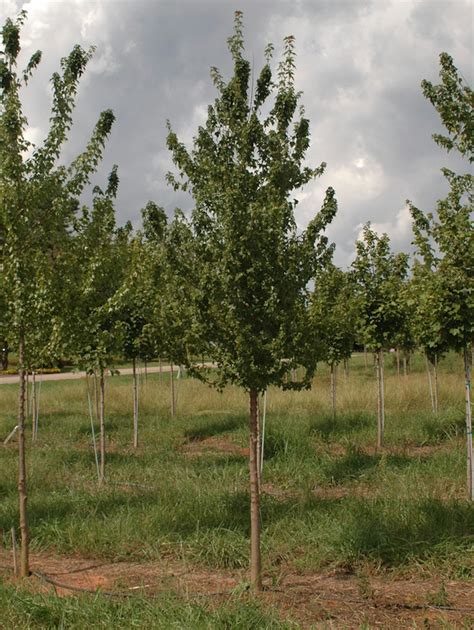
[{"x1": 1, "y1": 11, "x2": 472, "y2": 588}]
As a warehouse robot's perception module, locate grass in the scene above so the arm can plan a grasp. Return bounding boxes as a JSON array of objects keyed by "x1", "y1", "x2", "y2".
[
  {"x1": 0, "y1": 579, "x2": 293, "y2": 629},
  {"x1": 0, "y1": 352, "x2": 473, "y2": 626}
]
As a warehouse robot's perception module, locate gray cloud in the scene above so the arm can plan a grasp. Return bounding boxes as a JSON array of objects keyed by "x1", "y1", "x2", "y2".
[{"x1": 2, "y1": 0, "x2": 472, "y2": 267}]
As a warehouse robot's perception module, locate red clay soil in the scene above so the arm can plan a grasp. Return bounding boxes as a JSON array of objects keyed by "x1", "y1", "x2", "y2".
[{"x1": 1, "y1": 550, "x2": 472, "y2": 628}]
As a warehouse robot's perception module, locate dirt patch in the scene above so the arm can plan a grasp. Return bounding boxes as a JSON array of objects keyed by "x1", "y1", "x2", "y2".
[
  {"x1": 0, "y1": 550, "x2": 472, "y2": 628},
  {"x1": 182, "y1": 435, "x2": 248, "y2": 458}
]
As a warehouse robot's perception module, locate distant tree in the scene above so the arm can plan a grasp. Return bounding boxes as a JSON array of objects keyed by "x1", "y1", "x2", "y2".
[
  {"x1": 110, "y1": 202, "x2": 167, "y2": 445},
  {"x1": 352, "y1": 224, "x2": 408, "y2": 449},
  {"x1": 165, "y1": 12, "x2": 336, "y2": 589},
  {"x1": 310, "y1": 265, "x2": 357, "y2": 418},
  {"x1": 0, "y1": 11, "x2": 114, "y2": 575},
  {"x1": 70, "y1": 169, "x2": 126, "y2": 483}
]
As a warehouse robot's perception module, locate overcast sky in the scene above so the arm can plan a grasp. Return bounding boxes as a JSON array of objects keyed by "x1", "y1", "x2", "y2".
[{"x1": 1, "y1": 0, "x2": 472, "y2": 266}]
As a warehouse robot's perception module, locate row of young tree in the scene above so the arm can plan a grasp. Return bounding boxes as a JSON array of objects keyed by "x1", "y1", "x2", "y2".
[{"x1": 1, "y1": 12, "x2": 472, "y2": 588}]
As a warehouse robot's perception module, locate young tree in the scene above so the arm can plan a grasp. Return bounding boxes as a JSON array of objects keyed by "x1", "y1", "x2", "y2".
[
  {"x1": 70, "y1": 169, "x2": 126, "y2": 483},
  {"x1": 165, "y1": 12, "x2": 336, "y2": 589},
  {"x1": 352, "y1": 224, "x2": 409, "y2": 449},
  {"x1": 110, "y1": 202, "x2": 167, "y2": 445},
  {"x1": 310, "y1": 265, "x2": 357, "y2": 418},
  {"x1": 408, "y1": 53, "x2": 473, "y2": 498},
  {"x1": 0, "y1": 11, "x2": 115, "y2": 574}
]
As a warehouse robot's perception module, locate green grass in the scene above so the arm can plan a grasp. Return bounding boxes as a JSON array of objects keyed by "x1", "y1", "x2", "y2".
[
  {"x1": 0, "y1": 352, "x2": 473, "y2": 625},
  {"x1": 0, "y1": 579, "x2": 294, "y2": 629}
]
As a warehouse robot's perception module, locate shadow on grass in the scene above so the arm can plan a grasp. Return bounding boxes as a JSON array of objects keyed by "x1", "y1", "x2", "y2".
[
  {"x1": 183, "y1": 414, "x2": 247, "y2": 441},
  {"x1": 339, "y1": 497, "x2": 474, "y2": 570},
  {"x1": 309, "y1": 412, "x2": 372, "y2": 440},
  {"x1": 322, "y1": 448, "x2": 412, "y2": 484},
  {"x1": 421, "y1": 414, "x2": 466, "y2": 444}
]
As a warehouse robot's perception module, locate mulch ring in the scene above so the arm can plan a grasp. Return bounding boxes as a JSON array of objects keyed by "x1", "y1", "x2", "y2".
[{"x1": 0, "y1": 550, "x2": 472, "y2": 628}]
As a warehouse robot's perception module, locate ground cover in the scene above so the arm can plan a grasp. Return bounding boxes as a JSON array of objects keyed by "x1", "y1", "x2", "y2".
[{"x1": 0, "y1": 354, "x2": 473, "y2": 627}]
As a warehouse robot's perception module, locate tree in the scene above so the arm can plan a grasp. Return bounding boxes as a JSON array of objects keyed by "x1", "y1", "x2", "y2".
[
  {"x1": 310, "y1": 265, "x2": 357, "y2": 418},
  {"x1": 70, "y1": 169, "x2": 126, "y2": 483},
  {"x1": 0, "y1": 10, "x2": 115, "y2": 574},
  {"x1": 110, "y1": 202, "x2": 167, "y2": 445},
  {"x1": 165, "y1": 12, "x2": 336, "y2": 589},
  {"x1": 352, "y1": 224, "x2": 408, "y2": 449},
  {"x1": 409, "y1": 53, "x2": 473, "y2": 498}
]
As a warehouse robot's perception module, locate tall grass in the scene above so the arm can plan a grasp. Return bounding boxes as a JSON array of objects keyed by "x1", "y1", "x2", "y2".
[{"x1": 0, "y1": 352, "x2": 472, "y2": 581}]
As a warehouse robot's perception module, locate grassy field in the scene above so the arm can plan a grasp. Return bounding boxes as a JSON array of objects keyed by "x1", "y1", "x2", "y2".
[{"x1": 0, "y1": 353, "x2": 473, "y2": 628}]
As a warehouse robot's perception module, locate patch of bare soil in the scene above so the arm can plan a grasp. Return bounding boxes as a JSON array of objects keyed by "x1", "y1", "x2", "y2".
[
  {"x1": 182, "y1": 435, "x2": 248, "y2": 458},
  {"x1": 1, "y1": 550, "x2": 472, "y2": 628}
]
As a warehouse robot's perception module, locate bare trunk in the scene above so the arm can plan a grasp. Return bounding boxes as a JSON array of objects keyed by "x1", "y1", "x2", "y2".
[
  {"x1": 31, "y1": 370, "x2": 37, "y2": 442},
  {"x1": 132, "y1": 358, "x2": 138, "y2": 448},
  {"x1": 99, "y1": 369, "x2": 106, "y2": 484},
  {"x1": 425, "y1": 354, "x2": 435, "y2": 413},
  {"x1": 396, "y1": 348, "x2": 400, "y2": 377},
  {"x1": 403, "y1": 355, "x2": 407, "y2": 378},
  {"x1": 376, "y1": 350, "x2": 384, "y2": 449},
  {"x1": 170, "y1": 363, "x2": 176, "y2": 417},
  {"x1": 94, "y1": 373, "x2": 100, "y2": 428},
  {"x1": 144, "y1": 359, "x2": 148, "y2": 382},
  {"x1": 249, "y1": 389, "x2": 262, "y2": 590},
  {"x1": 433, "y1": 354, "x2": 439, "y2": 414},
  {"x1": 255, "y1": 395, "x2": 261, "y2": 495},
  {"x1": 464, "y1": 348, "x2": 473, "y2": 501},
  {"x1": 364, "y1": 346, "x2": 368, "y2": 369},
  {"x1": 159, "y1": 358, "x2": 163, "y2": 382},
  {"x1": 343, "y1": 358, "x2": 348, "y2": 380},
  {"x1": 330, "y1": 363, "x2": 336, "y2": 419},
  {"x1": 17, "y1": 333, "x2": 29, "y2": 576}
]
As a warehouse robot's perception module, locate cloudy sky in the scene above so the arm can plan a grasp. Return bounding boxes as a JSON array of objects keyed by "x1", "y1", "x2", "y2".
[{"x1": 1, "y1": 0, "x2": 472, "y2": 266}]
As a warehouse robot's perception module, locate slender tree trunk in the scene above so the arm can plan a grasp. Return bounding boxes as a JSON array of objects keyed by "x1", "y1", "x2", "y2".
[
  {"x1": 464, "y1": 348, "x2": 473, "y2": 501},
  {"x1": 159, "y1": 358, "x2": 162, "y2": 382},
  {"x1": 255, "y1": 395, "x2": 261, "y2": 495},
  {"x1": 425, "y1": 354, "x2": 435, "y2": 413},
  {"x1": 249, "y1": 389, "x2": 262, "y2": 591},
  {"x1": 144, "y1": 359, "x2": 148, "y2": 382},
  {"x1": 31, "y1": 370, "x2": 37, "y2": 442},
  {"x1": 17, "y1": 333, "x2": 29, "y2": 577},
  {"x1": 343, "y1": 358, "x2": 348, "y2": 380},
  {"x1": 376, "y1": 350, "x2": 385, "y2": 449},
  {"x1": 433, "y1": 354, "x2": 439, "y2": 414},
  {"x1": 99, "y1": 369, "x2": 106, "y2": 484},
  {"x1": 94, "y1": 372, "x2": 100, "y2": 428},
  {"x1": 132, "y1": 357, "x2": 138, "y2": 448},
  {"x1": 396, "y1": 348, "x2": 400, "y2": 376},
  {"x1": 170, "y1": 363, "x2": 176, "y2": 417},
  {"x1": 1, "y1": 341, "x2": 8, "y2": 370},
  {"x1": 330, "y1": 363, "x2": 336, "y2": 419},
  {"x1": 364, "y1": 346, "x2": 368, "y2": 369},
  {"x1": 403, "y1": 354, "x2": 407, "y2": 378}
]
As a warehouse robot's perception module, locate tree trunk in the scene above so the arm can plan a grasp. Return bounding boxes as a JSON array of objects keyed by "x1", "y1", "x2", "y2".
[
  {"x1": 403, "y1": 354, "x2": 407, "y2": 378},
  {"x1": 249, "y1": 389, "x2": 262, "y2": 591},
  {"x1": 99, "y1": 369, "x2": 106, "y2": 484},
  {"x1": 376, "y1": 350, "x2": 385, "y2": 449},
  {"x1": 396, "y1": 348, "x2": 400, "y2": 376},
  {"x1": 1, "y1": 341, "x2": 8, "y2": 370},
  {"x1": 343, "y1": 358, "x2": 348, "y2": 380},
  {"x1": 255, "y1": 394, "x2": 261, "y2": 495},
  {"x1": 425, "y1": 355, "x2": 435, "y2": 413},
  {"x1": 464, "y1": 348, "x2": 473, "y2": 501},
  {"x1": 433, "y1": 354, "x2": 439, "y2": 414},
  {"x1": 364, "y1": 346, "x2": 368, "y2": 369},
  {"x1": 31, "y1": 370, "x2": 37, "y2": 442},
  {"x1": 170, "y1": 363, "x2": 176, "y2": 417},
  {"x1": 159, "y1": 358, "x2": 162, "y2": 382},
  {"x1": 330, "y1": 363, "x2": 336, "y2": 419},
  {"x1": 132, "y1": 357, "x2": 138, "y2": 448},
  {"x1": 17, "y1": 333, "x2": 29, "y2": 577}
]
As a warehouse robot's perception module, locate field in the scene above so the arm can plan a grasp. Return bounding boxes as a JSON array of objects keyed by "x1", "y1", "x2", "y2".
[{"x1": 1, "y1": 354, "x2": 473, "y2": 628}]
